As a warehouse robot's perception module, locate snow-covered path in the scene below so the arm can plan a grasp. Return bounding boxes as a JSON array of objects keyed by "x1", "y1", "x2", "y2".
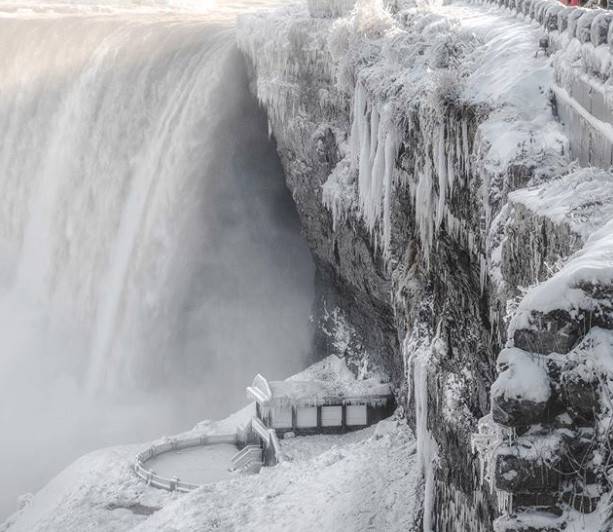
[
  {"x1": 430, "y1": 0, "x2": 565, "y2": 193},
  {"x1": 434, "y1": 0, "x2": 554, "y2": 111}
]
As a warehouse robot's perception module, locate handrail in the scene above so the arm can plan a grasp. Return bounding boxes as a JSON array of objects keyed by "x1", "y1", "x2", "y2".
[
  {"x1": 231, "y1": 444, "x2": 261, "y2": 465},
  {"x1": 268, "y1": 429, "x2": 282, "y2": 463},
  {"x1": 252, "y1": 417, "x2": 270, "y2": 441},
  {"x1": 231, "y1": 446, "x2": 263, "y2": 470},
  {"x1": 250, "y1": 416, "x2": 282, "y2": 466}
]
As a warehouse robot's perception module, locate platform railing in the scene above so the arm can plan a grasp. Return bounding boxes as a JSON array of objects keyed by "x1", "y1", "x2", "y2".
[{"x1": 133, "y1": 433, "x2": 237, "y2": 492}]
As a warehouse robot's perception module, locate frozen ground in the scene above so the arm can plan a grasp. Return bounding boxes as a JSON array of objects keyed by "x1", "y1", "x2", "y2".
[{"x1": 280, "y1": 426, "x2": 376, "y2": 461}]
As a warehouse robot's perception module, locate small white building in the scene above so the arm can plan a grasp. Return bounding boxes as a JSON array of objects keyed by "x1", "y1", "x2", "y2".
[{"x1": 246, "y1": 373, "x2": 394, "y2": 436}]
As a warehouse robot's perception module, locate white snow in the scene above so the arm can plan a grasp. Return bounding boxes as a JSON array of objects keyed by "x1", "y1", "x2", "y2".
[
  {"x1": 509, "y1": 166, "x2": 613, "y2": 241},
  {"x1": 511, "y1": 216, "x2": 613, "y2": 325},
  {"x1": 491, "y1": 347, "x2": 551, "y2": 404},
  {"x1": 495, "y1": 429, "x2": 563, "y2": 463},
  {"x1": 0, "y1": 445, "x2": 176, "y2": 532}
]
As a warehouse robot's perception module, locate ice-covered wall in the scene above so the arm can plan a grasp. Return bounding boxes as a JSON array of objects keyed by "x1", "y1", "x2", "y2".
[{"x1": 238, "y1": 0, "x2": 613, "y2": 530}]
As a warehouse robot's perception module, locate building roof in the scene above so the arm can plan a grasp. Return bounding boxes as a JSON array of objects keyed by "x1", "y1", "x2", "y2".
[{"x1": 247, "y1": 373, "x2": 392, "y2": 408}]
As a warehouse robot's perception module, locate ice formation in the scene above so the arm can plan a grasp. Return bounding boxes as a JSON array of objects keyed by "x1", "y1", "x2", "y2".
[{"x1": 403, "y1": 327, "x2": 441, "y2": 532}]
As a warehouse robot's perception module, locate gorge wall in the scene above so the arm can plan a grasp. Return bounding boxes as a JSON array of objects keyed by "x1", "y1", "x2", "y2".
[{"x1": 238, "y1": 0, "x2": 613, "y2": 530}]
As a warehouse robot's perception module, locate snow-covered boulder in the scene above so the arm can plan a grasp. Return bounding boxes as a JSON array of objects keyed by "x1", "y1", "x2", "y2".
[{"x1": 491, "y1": 348, "x2": 552, "y2": 426}]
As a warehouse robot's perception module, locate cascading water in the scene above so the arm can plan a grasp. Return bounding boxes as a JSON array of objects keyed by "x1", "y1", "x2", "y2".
[{"x1": 0, "y1": 0, "x2": 313, "y2": 518}]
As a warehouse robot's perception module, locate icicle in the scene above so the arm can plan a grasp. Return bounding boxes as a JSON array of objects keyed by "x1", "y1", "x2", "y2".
[
  {"x1": 479, "y1": 254, "x2": 487, "y2": 294},
  {"x1": 415, "y1": 160, "x2": 434, "y2": 265},
  {"x1": 350, "y1": 83, "x2": 366, "y2": 171},
  {"x1": 405, "y1": 331, "x2": 439, "y2": 532},
  {"x1": 462, "y1": 118, "x2": 470, "y2": 175},
  {"x1": 369, "y1": 105, "x2": 380, "y2": 164},
  {"x1": 358, "y1": 106, "x2": 372, "y2": 222},
  {"x1": 435, "y1": 123, "x2": 447, "y2": 230},
  {"x1": 382, "y1": 127, "x2": 399, "y2": 254}
]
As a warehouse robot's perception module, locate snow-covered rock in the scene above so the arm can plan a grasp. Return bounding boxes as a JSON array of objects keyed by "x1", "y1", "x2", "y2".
[{"x1": 491, "y1": 348, "x2": 552, "y2": 426}]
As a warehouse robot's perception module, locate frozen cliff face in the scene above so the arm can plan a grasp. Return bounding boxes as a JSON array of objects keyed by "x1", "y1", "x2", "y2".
[{"x1": 239, "y1": 0, "x2": 613, "y2": 530}]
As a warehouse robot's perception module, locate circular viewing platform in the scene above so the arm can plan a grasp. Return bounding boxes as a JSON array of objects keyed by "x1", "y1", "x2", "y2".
[
  {"x1": 134, "y1": 433, "x2": 244, "y2": 492},
  {"x1": 146, "y1": 443, "x2": 239, "y2": 485}
]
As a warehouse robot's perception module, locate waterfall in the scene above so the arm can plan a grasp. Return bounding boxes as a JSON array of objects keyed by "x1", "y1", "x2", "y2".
[{"x1": 0, "y1": 0, "x2": 313, "y2": 518}]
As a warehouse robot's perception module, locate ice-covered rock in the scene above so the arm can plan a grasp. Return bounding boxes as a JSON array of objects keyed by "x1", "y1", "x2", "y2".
[{"x1": 237, "y1": 0, "x2": 613, "y2": 529}]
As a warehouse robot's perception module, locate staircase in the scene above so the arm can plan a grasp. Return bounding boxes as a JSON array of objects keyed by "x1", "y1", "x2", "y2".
[{"x1": 231, "y1": 444, "x2": 263, "y2": 473}]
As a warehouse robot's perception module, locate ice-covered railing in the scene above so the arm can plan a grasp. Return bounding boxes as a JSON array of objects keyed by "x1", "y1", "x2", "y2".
[
  {"x1": 471, "y1": 0, "x2": 613, "y2": 46},
  {"x1": 230, "y1": 444, "x2": 263, "y2": 471},
  {"x1": 133, "y1": 433, "x2": 238, "y2": 492},
  {"x1": 308, "y1": 0, "x2": 356, "y2": 18},
  {"x1": 251, "y1": 416, "x2": 283, "y2": 466}
]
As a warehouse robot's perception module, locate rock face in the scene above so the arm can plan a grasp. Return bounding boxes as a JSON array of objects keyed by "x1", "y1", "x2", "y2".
[{"x1": 237, "y1": 0, "x2": 613, "y2": 530}]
